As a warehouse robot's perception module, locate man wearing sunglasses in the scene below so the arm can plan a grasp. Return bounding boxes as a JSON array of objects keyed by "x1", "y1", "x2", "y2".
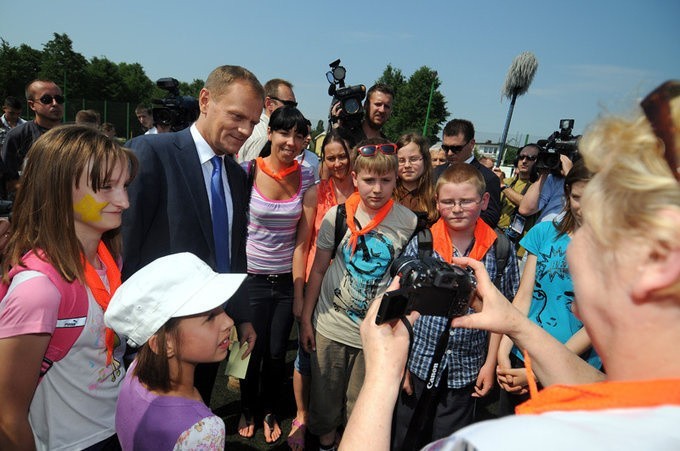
[
  {"x1": 2, "y1": 80, "x2": 64, "y2": 195},
  {"x1": 497, "y1": 144, "x2": 539, "y2": 239},
  {"x1": 433, "y1": 119, "x2": 502, "y2": 228},
  {"x1": 237, "y1": 78, "x2": 297, "y2": 163}
]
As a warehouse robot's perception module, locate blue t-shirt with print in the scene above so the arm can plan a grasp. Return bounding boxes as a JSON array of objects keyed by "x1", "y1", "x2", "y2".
[{"x1": 512, "y1": 221, "x2": 601, "y2": 369}]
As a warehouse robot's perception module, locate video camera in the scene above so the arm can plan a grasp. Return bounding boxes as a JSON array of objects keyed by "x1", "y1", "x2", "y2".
[
  {"x1": 326, "y1": 59, "x2": 366, "y2": 131},
  {"x1": 152, "y1": 78, "x2": 199, "y2": 132},
  {"x1": 376, "y1": 256, "x2": 477, "y2": 325},
  {"x1": 536, "y1": 119, "x2": 580, "y2": 172}
]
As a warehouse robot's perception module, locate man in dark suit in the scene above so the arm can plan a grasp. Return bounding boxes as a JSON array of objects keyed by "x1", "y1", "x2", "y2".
[
  {"x1": 122, "y1": 65, "x2": 264, "y2": 403},
  {"x1": 433, "y1": 119, "x2": 501, "y2": 227}
]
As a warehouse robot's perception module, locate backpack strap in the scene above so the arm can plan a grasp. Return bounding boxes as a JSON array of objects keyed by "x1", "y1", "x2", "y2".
[
  {"x1": 492, "y1": 229, "x2": 511, "y2": 290},
  {"x1": 332, "y1": 203, "x2": 348, "y2": 257},
  {"x1": 1, "y1": 252, "x2": 89, "y2": 381},
  {"x1": 416, "y1": 228, "x2": 433, "y2": 260}
]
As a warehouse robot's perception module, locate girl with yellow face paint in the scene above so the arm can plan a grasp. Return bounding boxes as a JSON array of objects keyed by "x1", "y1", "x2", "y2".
[{"x1": 0, "y1": 125, "x2": 138, "y2": 450}]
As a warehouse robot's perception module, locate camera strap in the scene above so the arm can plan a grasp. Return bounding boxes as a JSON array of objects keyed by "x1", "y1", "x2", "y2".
[{"x1": 401, "y1": 318, "x2": 454, "y2": 451}]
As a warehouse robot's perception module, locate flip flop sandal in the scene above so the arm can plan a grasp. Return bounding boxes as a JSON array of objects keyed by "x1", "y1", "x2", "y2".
[
  {"x1": 263, "y1": 413, "x2": 282, "y2": 445},
  {"x1": 237, "y1": 409, "x2": 255, "y2": 439},
  {"x1": 287, "y1": 418, "x2": 306, "y2": 450}
]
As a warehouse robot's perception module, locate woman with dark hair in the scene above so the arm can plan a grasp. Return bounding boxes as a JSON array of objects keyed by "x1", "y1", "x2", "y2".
[
  {"x1": 495, "y1": 159, "x2": 601, "y2": 415},
  {"x1": 0, "y1": 125, "x2": 137, "y2": 450},
  {"x1": 394, "y1": 133, "x2": 438, "y2": 228},
  {"x1": 239, "y1": 106, "x2": 318, "y2": 443}
]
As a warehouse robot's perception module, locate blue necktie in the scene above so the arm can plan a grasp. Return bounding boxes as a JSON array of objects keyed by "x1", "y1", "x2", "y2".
[{"x1": 210, "y1": 156, "x2": 230, "y2": 272}]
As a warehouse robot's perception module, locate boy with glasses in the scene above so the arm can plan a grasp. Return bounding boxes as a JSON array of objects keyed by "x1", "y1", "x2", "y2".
[
  {"x1": 2, "y1": 80, "x2": 64, "y2": 196},
  {"x1": 434, "y1": 119, "x2": 502, "y2": 228},
  {"x1": 300, "y1": 138, "x2": 417, "y2": 451},
  {"x1": 391, "y1": 163, "x2": 519, "y2": 450}
]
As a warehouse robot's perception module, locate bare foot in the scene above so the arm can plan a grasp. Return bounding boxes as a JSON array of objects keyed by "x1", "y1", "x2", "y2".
[
  {"x1": 263, "y1": 413, "x2": 282, "y2": 444},
  {"x1": 238, "y1": 412, "x2": 255, "y2": 438}
]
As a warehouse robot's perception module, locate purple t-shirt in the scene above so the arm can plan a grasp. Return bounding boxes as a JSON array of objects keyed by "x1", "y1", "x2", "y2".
[{"x1": 116, "y1": 362, "x2": 224, "y2": 450}]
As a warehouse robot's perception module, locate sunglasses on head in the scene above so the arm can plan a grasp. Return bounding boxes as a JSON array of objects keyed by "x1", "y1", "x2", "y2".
[
  {"x1": 641, "y1": 79, "x2": 679, "y2": 181},
  {"x1": 357, "y1": 143, "x2": 397, "y2": 157},
  {"x1": 33, "y1": 94, "x2": 65, "y2": 105},
  {"x1": 269, "y1": 96, "x2": 298, "y2": 108},
  {"x1": 441, "y1": 142, "x2": 469, "y2": 153}
]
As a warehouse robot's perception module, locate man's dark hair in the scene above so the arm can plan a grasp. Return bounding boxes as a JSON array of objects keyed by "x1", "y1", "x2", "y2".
[
  {"x1": 4, "y1": 96, "x2": 22, "y2": 110},
  {"x1": 443, "y1": 119, "x2": 475, "y2": 142},
  {"x1": 135, "y1": 103, "x2": 151, "y2": 115},
  {"x1": 366, "y1": 83, "x2": 394, "y2": 102}
]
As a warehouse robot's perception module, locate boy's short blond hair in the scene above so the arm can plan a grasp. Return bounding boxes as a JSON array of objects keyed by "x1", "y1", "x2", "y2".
[
  {"x1": 435, "y1": 163, "x2": 486, "y2": 197},
  {"x1": 353, "y1": 138, "x2": 398, "y2": 176}
]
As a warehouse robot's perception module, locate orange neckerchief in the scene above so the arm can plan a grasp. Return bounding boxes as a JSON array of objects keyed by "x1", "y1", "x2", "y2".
[
  {"x1": 256, "y1": 157, "x2": 299, "y2": 181},
  {"x1": 83, "y1": 241, "x2": 121, "y2": 365},
  {"x1": 344, "y1": 192, "x2": 394, "y2": 255},
  {"x1": 516, "y1": 377, "x2": 680, "y2": 415},
  {"x1": 430, "y1": 217, "x2": 497, "y2": 263}
]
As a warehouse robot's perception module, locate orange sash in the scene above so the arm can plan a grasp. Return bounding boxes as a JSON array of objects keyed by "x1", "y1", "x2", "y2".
[
  {"x1": 516, "y1": 378, "x2": 680, "y2": 414},
  {"x1": 256, "y1": 157, "x2": 299, "y2": 181},
  {"x1": 83, "y1": 241, "x2": 121, "y2": 365},
  {"x1": 344, "y1": 192, "x2": 394, "y2": 255},
  {"x1": 430, "y1": 217, "x2": 497, "y2": 262}
]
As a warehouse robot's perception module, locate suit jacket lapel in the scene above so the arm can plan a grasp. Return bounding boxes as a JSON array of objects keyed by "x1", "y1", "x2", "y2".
[{"x1": 172, "y1": 129, "x2": 213, "y2": 251}]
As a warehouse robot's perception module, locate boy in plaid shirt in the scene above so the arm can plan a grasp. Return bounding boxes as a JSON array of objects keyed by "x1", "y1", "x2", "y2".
[{"x1": 391, "y1": 163, "x2": 519, "y2": 450}]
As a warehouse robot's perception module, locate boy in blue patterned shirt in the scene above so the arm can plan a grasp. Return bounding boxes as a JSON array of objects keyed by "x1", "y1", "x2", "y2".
[{"x1": 391, "y1": 163, "x2": 520, "y2": 450}]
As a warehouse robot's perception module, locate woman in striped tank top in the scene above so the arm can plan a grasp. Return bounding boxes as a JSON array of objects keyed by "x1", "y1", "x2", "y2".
[{"x1": 239, "y1": 106, "x2": 318, "y2": 443}]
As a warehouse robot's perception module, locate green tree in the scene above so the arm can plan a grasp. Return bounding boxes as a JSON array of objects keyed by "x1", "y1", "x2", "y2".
[
  {"x1": 85, "y1": 56, "x2": 123, "y2": 100},
  {"x1": 377, "y1": 65, "x2": 447, "y2": 144},
  {"x1": 179, "y1": 79, "x2": 205, "y2": 98},
  {"x1": 39, "y1": 33, "x2": 88, "y2": 97},
  {"x1": 0, "y1": 40, "x2": 42, "y2": 99},
  {"x1": 118, "y1": 62, "x2": 154, "y2": 104},
  {"x1": 313, "y1": 119, "x2": 325, "y2": 137}
]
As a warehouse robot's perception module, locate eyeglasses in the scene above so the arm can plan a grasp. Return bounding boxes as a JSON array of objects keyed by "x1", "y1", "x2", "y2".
[
  {"x1": 518, "y1": 154, "x2": 537, "y2": 162},
  {"x1": 438, "y1": 198, "x2": 482, "y2": 211},
  {"x1": 357, "y1": 143, "x2": 397, "y2": 157},
  {"x1": 641, "y1": 80, "x2": 679, "y2": 181},
  {"x1": 441, "y1": 142, "x2": 469, "y2": 153},
  {"x1": 32, "y1": 94, "x2": 65, "y2": 105},
  {"x1": 269, "y1": 96, "x2": 298, "y2": 108},
  {"x1": 398, "y1": 157, "x2": 423, "y2": 166}
]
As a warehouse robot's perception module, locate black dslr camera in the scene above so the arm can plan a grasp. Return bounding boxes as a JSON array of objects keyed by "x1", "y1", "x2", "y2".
[
  {"x1": 376, "y1": 256, "x2": 477, "y2": 325},
  {"x1": 152, "y1": 78, "x2": 199, "y2": 132},
  {"x1": 326, "y1": 59, "x2": 366, "y2": 131},
  {"x1": 535, "y1": 119, "x2": 580, "y2": 172}
]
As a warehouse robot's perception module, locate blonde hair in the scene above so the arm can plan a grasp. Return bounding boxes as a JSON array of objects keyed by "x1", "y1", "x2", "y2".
[
  {"x1": 579, "y1": 107, "x2": 680, "y2": 296},
  {"x1": 435, "y1": 163, "x2": 486, "y2": 198},
  {"x1": 204, "y1": 65, "x2": 264, "y2": 99},
  {"x1": 353, "y1": 138, "x2": 398, "y2": 176},
  {"x1": 2, "y1": 125, "x2": 138, "y2": 283}
]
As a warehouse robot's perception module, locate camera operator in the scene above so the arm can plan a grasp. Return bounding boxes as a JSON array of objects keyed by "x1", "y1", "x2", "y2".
[
  {"x1": 499, "y1": 144, "x2": 540, "y2": 249},
  {"x1": 518, "y1": 152, "x2": 572, "y2": 222},
  {"x1": 332, "y1": 83, "x2": 394, "y2": 148}
]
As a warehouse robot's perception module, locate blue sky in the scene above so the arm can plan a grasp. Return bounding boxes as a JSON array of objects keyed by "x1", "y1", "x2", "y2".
[{"x1": 2, "y1": 0, "x2": 678, "y2": 142}]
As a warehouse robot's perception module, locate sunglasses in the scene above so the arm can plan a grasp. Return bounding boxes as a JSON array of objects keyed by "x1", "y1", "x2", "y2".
[
  {"x1": 441, "y1": 142, "x2": 469, "y2": 153},
  {"x1": 518, "y1": 154, "x2": 537, "y2": 162},
  {"x1": 357, "y1": 143, "x2": 397, "y2": 157},
  {"x1": 641, "y1": 80, "x2": 679, "y2": 181},
  {"x1": 32, "y1": 94, "x2": 65, "y2": 105},
  {"x1": 269, "y1": 96, "x2": 298, "y2": 108}
]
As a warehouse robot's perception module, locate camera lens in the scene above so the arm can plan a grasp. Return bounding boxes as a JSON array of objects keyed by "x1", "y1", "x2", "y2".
[{"x1": 344, "y1": 98, "x2": 361, "y2": 115}]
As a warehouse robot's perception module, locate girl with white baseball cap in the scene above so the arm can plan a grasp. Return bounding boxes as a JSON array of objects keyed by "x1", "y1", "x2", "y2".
[{"x1": 105, "y1": 252, "x2": 246, "y2": 450}]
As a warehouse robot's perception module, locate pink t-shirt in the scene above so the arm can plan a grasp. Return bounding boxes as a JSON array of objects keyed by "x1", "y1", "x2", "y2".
[{"x1": 0, "y1": 271, "x2": 61, "y2": 338}]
